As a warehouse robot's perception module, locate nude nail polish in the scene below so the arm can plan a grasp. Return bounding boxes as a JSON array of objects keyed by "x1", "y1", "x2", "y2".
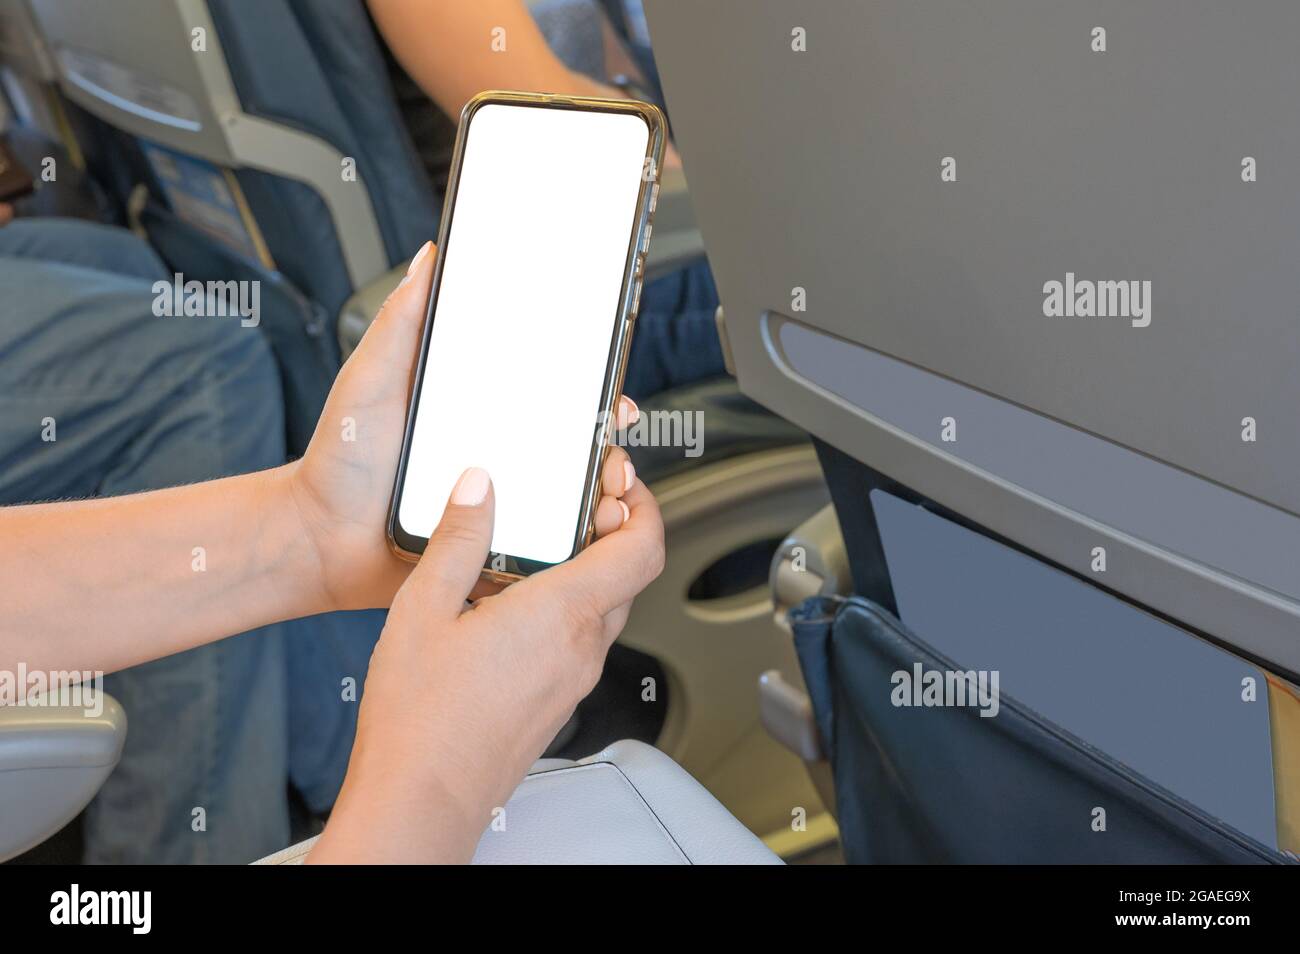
[
  {"x1": 400, "y1": 242, "x2": 431, "y2": 285},
  {"x1": 450, "y1": 467, "x2": 490, "y2": 506}
]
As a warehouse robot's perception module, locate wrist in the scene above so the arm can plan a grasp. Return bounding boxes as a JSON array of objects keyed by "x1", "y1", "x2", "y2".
[
  {"x1": 312, "y1": 733, "x2": 490, "y2": 864},
  {"x1": 259, "y1": 462, "x2": 340, "y2": 617},
  {"x1": 279, "y1": 456, "x2": 413, "y2": 614}
]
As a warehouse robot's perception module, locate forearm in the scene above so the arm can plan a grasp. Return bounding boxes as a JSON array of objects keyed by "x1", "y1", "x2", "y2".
[
  {"x1": 306, "y1": 754, "x2": 493, "y2": 864},
  {"x1": 370, "y1": 0, "x2": 624, "y2": 120},
  {"x1": 308, "y1": 659, "x2": 579, "y2": 864},
  {"x1": 0, "y1": 465, "x2": 327, "y2": 677}
]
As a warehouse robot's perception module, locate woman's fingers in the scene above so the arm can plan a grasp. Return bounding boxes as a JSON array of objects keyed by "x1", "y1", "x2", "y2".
[
  {"x1": 592, "y1": 493, "x2": 629, "y2": 538},
  {"x1": 580, "y1": 477, "x2": 665, "y2": 608},
  {"x1": 348, "y1": 241, "x2": 435, "y2": 374},
  {"x1": 505, "y1": 477, "x2": 664, "y2": 625},
  {"x1": 601, "y1": 445, "x2": 634, "y2": 497},
  {"x1": 591, "y1": 446, "x2": 636, "y2": 537},
  {"x1": 403, "y1": 466, "x2": 495, "y2": 619},
  {"x1": 613, "y1": 395, "x2": 639, "y2": 432}
]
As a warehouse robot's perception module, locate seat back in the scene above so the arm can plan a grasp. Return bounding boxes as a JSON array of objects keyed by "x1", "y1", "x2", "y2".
[
  {"x1": 0, "y1": 0, "x2": 55, "y2": 87},
  {"x1": 791, "y1": 593, "x2": 1283, "y2": 864},
  {"x1": 25, "y1": 0, "x2": 438, "y2": 449},
  {"x1": 0, "y1": 0, "x2": 61, "y2": 138},
  {"x1": 647, "y1": 0, "x2": 1300, "y2": 671},
  {"x1": 646, "y1": 0, "x2": 1300, "y2": 862}
]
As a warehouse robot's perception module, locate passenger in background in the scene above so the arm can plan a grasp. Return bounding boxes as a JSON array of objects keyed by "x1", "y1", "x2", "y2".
[
  {"x1": 366, "y1": 0, "x2": 724, "y2": 399},
  {"x1": 0, "y1": 213, "x2": 294, "y2": 863}
]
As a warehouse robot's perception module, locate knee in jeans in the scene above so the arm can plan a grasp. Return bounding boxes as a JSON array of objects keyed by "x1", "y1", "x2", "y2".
[
  {"x1": 211, "y1": 327, "x2": 285, "y2": 425},
  {"x1": 0, "y1": 219, "x2": 167, "y2": 280}
]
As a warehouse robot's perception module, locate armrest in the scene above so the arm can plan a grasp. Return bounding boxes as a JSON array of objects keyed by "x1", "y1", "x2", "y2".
[
  {"x1": 553, "y1": 740, "x2": 783, "y2": 864},
  {"x1": 337, "y1": 262, "x2": 408, "y2": 360},
  {"x1": 0, "y1": 694, "x2": 127, "y2": 861},
  {"x1": 255, "y1": 739, "x2": 782, "y2": 865}
]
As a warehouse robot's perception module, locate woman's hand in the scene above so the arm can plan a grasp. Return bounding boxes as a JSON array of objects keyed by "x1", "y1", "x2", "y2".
[
  {"x1": 308, "y1": 464, "x2": 665, "y2": 864},
  {"x1": 285, "y1": 241, "x2": 640, "y2": 612}
]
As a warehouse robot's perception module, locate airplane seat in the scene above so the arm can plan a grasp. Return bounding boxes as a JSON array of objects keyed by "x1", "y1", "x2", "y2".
[
  {"x1": 526, "y1": 0, "x2": 606, "y2": 79},
  {"x1": 26, "y1": 0, "x2": 438, "y2": 452},
  {"x1": 254, "y1": 740, "x2": 782, "y2": 865},
  {"x1": 777, "y1": 444, "x2": 1295, "y2": 864},
  {"x1": 788, "y1": 591, "x2": 1283, "y2": 864},
  {"x1": 202, "y1": 0, "x2": 438, "y2": 278},
  {"x1": 0, "y1": 0, "x2": 105, "y2": 221},
  {"x1": 524, "y1": 0, "x2": 659, "y2": 101},
  {"x1": 0, "y1": 0, "x2": 59, "y2": 140},
  {"x1": 0, "y1": 693, "x2": 127, "y2": 862},
  {"x1": 645, "y1": 1, "x2": 1300, "y2": 864}
]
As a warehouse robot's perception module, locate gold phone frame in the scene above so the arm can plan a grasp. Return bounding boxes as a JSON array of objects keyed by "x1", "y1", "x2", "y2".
[{"x1": 387, "y1": 90, "x2": 667, "y2": 582}]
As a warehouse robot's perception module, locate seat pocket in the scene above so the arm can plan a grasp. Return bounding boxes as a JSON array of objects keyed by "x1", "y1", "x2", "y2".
[{"x1": 791, "y1": 595, "x2": 1288, "y2": 864}]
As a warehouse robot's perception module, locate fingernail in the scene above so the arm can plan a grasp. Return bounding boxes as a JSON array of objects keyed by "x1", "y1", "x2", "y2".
[
  {"x1": 616, "y1": 397, "x2": 640, "y2": 430},
  {"x1": 408, "y1": 240, "x2": 434, "y2": 274},
  {"x1": 450, "y1": 466, "x2": 490, "y2": 507},
  {"x1": 617, "y1": 499, "x2": 630, "y2": 524},
  {"x1": 400, "y1": 242, "x2": 432, "y2": 285},
  {"x1": 622, "y1": 459, "x2": 636, "y2": 494}
]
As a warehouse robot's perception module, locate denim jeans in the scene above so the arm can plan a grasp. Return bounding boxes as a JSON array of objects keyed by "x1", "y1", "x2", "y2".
[
  {"x1": 623, "y1": 258, "x2": 725, "y2": 401},
  {"x1": 0, "y1": 219, "x2": 372, "y2": 862}
]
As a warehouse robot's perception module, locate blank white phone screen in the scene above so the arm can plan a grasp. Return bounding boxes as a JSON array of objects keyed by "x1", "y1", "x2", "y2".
[{"x1": 398, "y1": 103, "x2": 651, "y2": 565}]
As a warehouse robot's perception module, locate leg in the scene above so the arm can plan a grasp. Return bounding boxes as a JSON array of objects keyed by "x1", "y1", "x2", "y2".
[
  {"x1": 623, "y1": 257, "x2": 726, "y2": 401},
  {"x1": 0, "y1": 217, "x2": 167, "y2": 281},
  {"x1": 286, "y1": 608, "x2": 388, "y2": 814},
  {"x1": 0, "y1": 241, "x2": 290, "y2": 863}
]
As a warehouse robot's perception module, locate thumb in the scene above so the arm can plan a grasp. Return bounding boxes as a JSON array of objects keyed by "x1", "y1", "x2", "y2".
[{"x1": 408, "y1": 467, "x2": 495, "y2": 618}]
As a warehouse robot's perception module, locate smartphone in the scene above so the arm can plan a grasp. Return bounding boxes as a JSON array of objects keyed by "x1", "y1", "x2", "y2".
[{"x1": 388, "y1": 91, "x2": 665, "y2": 581}]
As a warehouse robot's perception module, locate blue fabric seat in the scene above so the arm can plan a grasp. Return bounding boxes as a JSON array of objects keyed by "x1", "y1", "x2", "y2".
[
  {"x1": 206, "y1": 0, "x2": 438, "y2": 284},
  {"x1": 64, "y1": 0, "x2": 437, "y2": 452}
]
